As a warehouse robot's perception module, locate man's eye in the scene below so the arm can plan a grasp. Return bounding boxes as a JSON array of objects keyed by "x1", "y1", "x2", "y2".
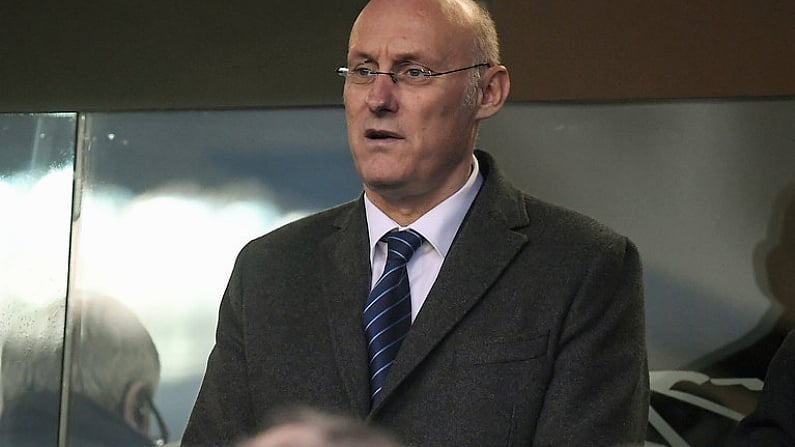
[
  {"x1": 354, "y1": 67, "x2": 374, "y2": 76},
  {"x1": 405, "y1": 68, "x2": 426, "y2": 78}
]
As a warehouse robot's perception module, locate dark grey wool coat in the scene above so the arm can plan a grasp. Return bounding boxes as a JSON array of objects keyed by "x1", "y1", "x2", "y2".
[{"x1": 182, "y1": 150, "x2": 649, "y2": 447}]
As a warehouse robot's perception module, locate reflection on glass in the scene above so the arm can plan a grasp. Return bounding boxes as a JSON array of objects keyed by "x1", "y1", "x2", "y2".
[
  {"x1": 3, "y1": 100, "x2": 794, "y2": 446},
  {"x1": 2, "y1": 296, "x2": 165, "y2": 447},
  {"x1": 0, "y1": 113, "x2": 76, "y2": 445},
  {"x1": 71, "y1": 109, "x2": 360, "y2": 442},
  {"x1": 1, "y1": 302, "x2": 64, "y2": 446},
  {"x1": 67, "y1": 296, "x2": 165, "y2": 446}
]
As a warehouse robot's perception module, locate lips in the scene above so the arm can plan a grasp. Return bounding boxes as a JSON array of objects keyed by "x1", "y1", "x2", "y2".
[{"x1": 365, "y1": 129, "x2": 402, "y2": 140}]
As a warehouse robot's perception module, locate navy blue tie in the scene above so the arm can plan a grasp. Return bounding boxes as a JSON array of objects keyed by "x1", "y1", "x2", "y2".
[{"x1": 364, "y1": 228, "x2": 423, "y2": 404}]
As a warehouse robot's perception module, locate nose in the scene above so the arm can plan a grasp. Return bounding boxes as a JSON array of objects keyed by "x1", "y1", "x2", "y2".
[{"x1": 365, "y1": 74, "x2": 398, "y2": 114}]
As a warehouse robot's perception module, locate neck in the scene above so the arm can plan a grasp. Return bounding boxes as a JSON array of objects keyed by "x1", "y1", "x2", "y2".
[
  {"x1": 365, "y1": 195, "x2": 430, "y2": 227},
  {"x1": 365, "y1": 160, "x2": 474, "y2": 227}
]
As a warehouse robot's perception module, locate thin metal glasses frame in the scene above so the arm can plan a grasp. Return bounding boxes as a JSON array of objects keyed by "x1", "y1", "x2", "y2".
[{"x1": 336, "y1": 63, "x2": 490, "y2": 84}]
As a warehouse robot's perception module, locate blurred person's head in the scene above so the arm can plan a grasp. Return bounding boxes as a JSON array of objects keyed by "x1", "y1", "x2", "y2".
[
  {"x1": 342, "y1": 0, "x2": 510, "y2": 223},
  {"x1": 1, "y1": 295, "x2": 161, "y2": 438},
  {"x1": 240, "y1": 408, "x2": 400, "y2": 447}
]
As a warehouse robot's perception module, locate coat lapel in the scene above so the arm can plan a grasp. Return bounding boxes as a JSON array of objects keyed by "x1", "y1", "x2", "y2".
[
  {"x1": 319, "y1": 198, "x2": 373, "y2": 417},
  {"x1": 371, "y1": 151, "x2": 532, "y2": 414}
]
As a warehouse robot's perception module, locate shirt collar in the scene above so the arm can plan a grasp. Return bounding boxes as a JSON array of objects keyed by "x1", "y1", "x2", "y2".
[{"x1": 365, "y1": 154, "x2": 483, "y2": 259}]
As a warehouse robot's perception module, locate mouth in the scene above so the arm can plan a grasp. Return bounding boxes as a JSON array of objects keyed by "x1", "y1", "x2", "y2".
[{"x1": 365, "y1": 129, "x2": 403, "y2": 140}]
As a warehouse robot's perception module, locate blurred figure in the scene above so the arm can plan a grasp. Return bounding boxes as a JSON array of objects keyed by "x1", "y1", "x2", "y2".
[
  {"x1": 239, "y1": 408, "x2": 400, "y2": 447},
  {"x1": 725, "y1": 185, "x2": 795, "y2": 446},
  {"x1": 646, "y1": 184, "x2": 795, "y2": 446},
  {"x1": 0, "y1": 295, "x2": 166, "y2": 447},
  {"x1": 707, "y1": 183, "x2": 795, "y2": 380}
]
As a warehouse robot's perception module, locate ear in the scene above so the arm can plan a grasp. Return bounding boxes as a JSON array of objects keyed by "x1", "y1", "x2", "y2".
[
  {"x1": 122, "y1": 380, "x2": 151, "y2": 436},
  {"x1": 475, "y1": 65, "x2": 511, "y2": 120}
]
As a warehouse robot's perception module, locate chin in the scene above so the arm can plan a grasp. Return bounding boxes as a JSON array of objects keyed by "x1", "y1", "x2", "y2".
[
  {"x1": 364, "y1": 176, "x2": 411, "y2": 195},
  {"x1": 359, "y1": 161, "x2": 407, "y2": 182},
  {"x1": 364, "y1": 177, "x2": 402, "y2": 191}
]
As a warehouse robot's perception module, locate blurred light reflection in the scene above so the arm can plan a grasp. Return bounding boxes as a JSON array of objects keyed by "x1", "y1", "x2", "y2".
[
  {"x1": 2, "y1": 166, "x2": 311, "y2": 381},
  {"x1": 0, "y1": 168, "x2": 72, "y2": 316}
]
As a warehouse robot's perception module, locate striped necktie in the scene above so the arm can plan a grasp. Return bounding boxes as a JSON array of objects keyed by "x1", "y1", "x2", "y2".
[{"x1": 363, "y1": 228, "x2": 423, "y2": 404}]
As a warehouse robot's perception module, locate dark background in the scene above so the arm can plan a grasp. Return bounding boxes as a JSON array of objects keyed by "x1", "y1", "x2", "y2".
[{"x1": 1, "y1": 0, "x2": 793, "y2": 112}]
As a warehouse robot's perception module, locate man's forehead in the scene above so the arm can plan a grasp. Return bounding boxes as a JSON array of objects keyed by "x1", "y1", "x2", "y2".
[
  {"x1": 347, "y1": 2, "x2": 466, "y2": 64},
  {"x1": 347, "y1": 43, "x2": 438, "y2": 63}
]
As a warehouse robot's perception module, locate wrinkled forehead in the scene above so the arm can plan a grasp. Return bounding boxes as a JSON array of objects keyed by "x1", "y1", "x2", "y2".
[{"x1": 347, "y1": 0, "x2": 474, "y2": 64}]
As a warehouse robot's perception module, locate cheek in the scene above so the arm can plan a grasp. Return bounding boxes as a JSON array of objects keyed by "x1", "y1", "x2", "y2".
[
  {"x1": 411, "y1": 99, "x2": 454, "y2": 135},
  {"x1": 343, "y1": 88, "x2": 363, "y2": 113}
]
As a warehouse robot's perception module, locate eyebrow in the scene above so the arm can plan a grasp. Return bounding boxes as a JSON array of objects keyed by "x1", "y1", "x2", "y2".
[{"x1": 347, "y1": 50, "x2": 431, "y2": 66}]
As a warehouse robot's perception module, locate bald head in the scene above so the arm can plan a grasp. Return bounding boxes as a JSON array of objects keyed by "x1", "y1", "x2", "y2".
[
  {"x1": 241, "y1": 408, "x2": 400, "y2": 447},
  {"x1": 342, "y1": 0, "x2": 510, "y2": 222},
  {"x1": 351, "y1": 0, "x2": 501, "y2": 65},
  {"x1": 1, "y1": 296, "x2": 160, "y2": 413}
]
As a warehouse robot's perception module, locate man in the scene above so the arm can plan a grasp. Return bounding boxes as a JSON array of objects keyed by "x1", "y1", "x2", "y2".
[
  {"x1": 183, "y1": 1, "x2": 649, "y2": 446},
  {"x1": 238, "y1": 408, "x2": 400, "y2": 447},
  {"x1": 0, "y1": 296, "x2": 164, "y2": 447}
]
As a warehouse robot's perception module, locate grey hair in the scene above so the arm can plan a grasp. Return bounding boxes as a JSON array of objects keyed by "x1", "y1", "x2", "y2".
[{"x1": 1, "y1": 295, "x2": 160, "y2": 414}]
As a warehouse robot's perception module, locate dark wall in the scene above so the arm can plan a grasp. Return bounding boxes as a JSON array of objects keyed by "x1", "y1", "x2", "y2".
[
  {"x1": 0, "y1": 1, "x2": 366, "y2": 111},
  {"x1": 1, "y1": 0, "x2": 793, "y2": 112},
  {"x1": 494, "y1": 0, "x2": 795, "y2": 101}
]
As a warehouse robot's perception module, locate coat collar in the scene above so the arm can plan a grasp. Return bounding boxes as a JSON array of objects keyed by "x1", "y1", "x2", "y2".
[
  {"x1": 321, "y1": 198, "x2": 373, "y2": 416},
  {"x1": 371, "y1": 150, "x2": 531, "y2": 413},
  {"x1": 321, "y1": 151, "x2": 532, "y2": 416}
]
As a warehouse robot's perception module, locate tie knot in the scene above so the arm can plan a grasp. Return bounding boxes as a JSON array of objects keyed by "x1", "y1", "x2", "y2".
[{"x1": 381, "y1": 229, "x2": 424, "y2": 265}]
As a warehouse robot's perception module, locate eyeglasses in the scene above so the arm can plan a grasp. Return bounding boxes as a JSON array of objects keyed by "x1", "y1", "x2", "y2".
[
  {"x1": 337, "y1": 63, "x2": 490, "y2": 85},
  {"x1": 115, "y1": 383, "x2": 169, "y2": 446},
  {"x1": 146, "y1": 393, "x2": 170, "y2": 447}
]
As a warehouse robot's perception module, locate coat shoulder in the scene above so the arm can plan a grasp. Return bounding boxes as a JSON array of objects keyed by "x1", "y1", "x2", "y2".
[
  {"x1": 521, "y1": 193, "x2": 631, "y2": 255},
  {"x1": 239, "y1": 198, "x2": 361, "y2": 255}
]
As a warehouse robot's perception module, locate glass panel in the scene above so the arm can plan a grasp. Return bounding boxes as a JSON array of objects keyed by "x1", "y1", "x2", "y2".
[
  {"x1": 0, "y1": 113, "x2": 77, "y2": 446},
  {"x1": 60, "y1": 99, "x2": 794, "y2": 446},
  {"x1": 70, "y1": 108, "x2": 360, "y2": 444}
]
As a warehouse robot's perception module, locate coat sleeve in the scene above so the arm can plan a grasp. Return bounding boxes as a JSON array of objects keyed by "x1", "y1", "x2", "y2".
[
  {"x1": 181, "y1": 251, "x2": 256, "y2": 447},
  {"x1": 533, "y1": 237, "x2": 650, "y2": 446}
]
